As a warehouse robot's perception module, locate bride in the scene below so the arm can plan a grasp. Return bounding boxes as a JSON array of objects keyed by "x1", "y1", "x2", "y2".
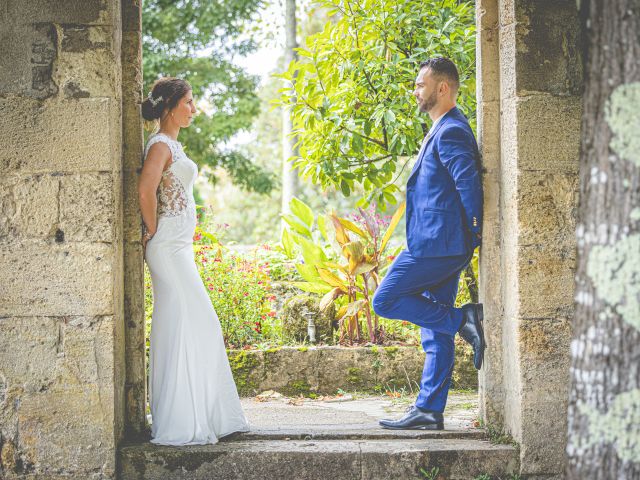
[{"x1": 137, "y1": 77, "x2": 250, "y2": 445}]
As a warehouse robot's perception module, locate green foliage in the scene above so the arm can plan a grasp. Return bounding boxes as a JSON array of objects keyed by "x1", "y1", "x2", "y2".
[
  {"x1": 420, "y1": 466, "x2": 441, "y2": 480},
  {"x1": 280, "y1": 196, "x2": 406, "y2": 343},
  {"x1": 276, "y1": 0, "x2": 476, "y2": 204},
  {"x1": 143, "y1": 0, "x2": 274, "y2": 193}
]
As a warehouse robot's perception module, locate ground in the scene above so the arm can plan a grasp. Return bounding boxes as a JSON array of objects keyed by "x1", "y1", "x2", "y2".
[{"x1": 239, "y1": 390, "x2": 480, "y2": 434}]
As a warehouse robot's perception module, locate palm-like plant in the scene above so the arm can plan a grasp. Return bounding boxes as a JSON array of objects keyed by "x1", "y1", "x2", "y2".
[{"x1": 280, "y1": 197, "x2": 404, "y2": 343}]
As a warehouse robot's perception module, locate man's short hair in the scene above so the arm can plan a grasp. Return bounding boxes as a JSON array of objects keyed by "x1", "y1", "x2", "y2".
[{"x1": 419, "y1": 58, "x2": 460, "y2": 91}]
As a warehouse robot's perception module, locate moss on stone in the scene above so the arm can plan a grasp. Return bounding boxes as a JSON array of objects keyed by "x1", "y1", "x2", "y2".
[
  {"x1": 282, "y1": 379, "x2": 313, "y2": 397},
  {"x1": 227, "y1": 350, "x2": 260, "y2": 396},
  {"x1": 347, "y1": 367, "x2": 363, "y2": 386},
  {"x1": 383, "y1": 346, "x2": 399, "y2": 357},
  {"x1": 296, "y1": 346, "x2": 309, "y2": 352}
]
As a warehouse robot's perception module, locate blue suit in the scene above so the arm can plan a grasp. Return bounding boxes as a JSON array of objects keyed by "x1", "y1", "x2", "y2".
[{"x1": 373, "y1": 106, "x2": 483, "y2": 413}]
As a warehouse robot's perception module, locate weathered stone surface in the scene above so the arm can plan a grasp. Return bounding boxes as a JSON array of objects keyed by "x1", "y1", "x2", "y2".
[
  {"x1": 480, "y1": 2, "x2": 582, "y2": 477},
  {"x1": 0, "y1": 23, "x2": 58, "y2": 99},
  {"x1": 0, "y1": 174, "x2": 59, "y2": 239},
  {"x1": 515, "y1": 94, "x2": 582, "y2": 172},
  {"x1": 517, "y1": 171, "x2": 579, "y2": 246},
  {"x1": 0, "y1": 98, "x2": 115, "y2": 174},
  {"x1": 518, "y1": 243, "x2": 576, "y2": 319},
  {"x1": 59, "y1": 173, "x2": 115, "y2": 242},
  {"x1": 0, "y1": 316, "x2": 117, "y2": 478},
  {"x1": 0, "y1": 240, "x2": 113, "y2": 317},
  {"x1": 56, "y1": 25, "x2": 119, "y2": 99},
  {"x1": 119, "y1": 438, "x2": 518, "y2": 480},
  {"x1": 2, "y1": 0, "x2": 111, "y2": 25},
  {"x1": 514, "y1": 1, "x2": 582, "y2": 96},
  {"x1": 228, "y1": 346, "x2": 477, "y2": 397},
  {"x1": 123, "y1": 170, "x2": 143, "y2": 243}
]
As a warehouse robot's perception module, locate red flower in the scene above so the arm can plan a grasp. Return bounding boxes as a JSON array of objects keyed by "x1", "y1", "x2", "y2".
[{"x1": 267, "y1": 311, "x2": 276, "y2": 317}]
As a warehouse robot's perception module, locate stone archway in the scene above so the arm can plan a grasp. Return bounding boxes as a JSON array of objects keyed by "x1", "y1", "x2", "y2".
[{"x1": 0, "y1": 0, "x2": 582, "y2": 478}]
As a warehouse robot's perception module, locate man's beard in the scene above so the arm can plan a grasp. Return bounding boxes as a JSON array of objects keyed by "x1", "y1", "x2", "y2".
[{"x1": 419, "y1": 90, "x2": 438, "y2": 113}]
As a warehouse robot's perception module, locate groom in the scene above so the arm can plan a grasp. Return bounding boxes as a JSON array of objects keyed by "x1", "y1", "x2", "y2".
[{"x1": 372, "y1": 58, "x2": 484, "y2": 430}]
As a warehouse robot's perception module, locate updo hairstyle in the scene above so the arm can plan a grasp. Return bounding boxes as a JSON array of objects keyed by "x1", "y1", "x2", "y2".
[{"x1": 141, "y1": 77, "x2": 192, "y2": 123}]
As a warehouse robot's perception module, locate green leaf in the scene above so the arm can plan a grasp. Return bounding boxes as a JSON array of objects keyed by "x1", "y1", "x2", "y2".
[
  {"x1": 296, "y1": 263, "x2": 322, "y2": 283},
  {"x1": 290, "y1": 281, "x2": 333, "y2": 294},
  {"x1": 290, "y1": 197, "x2": 314, "y2": 227},
  {"x1": 281, "y1": 228, "x2": 295, "y2": 259},
  {"x1": 282, "y1": 214, "x2": 312, "y2": 238}
]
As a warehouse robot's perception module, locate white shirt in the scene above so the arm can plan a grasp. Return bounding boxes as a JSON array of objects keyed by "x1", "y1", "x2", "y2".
[{"x1": 416, "y1": 110, "x2": 448, "y2": 159}]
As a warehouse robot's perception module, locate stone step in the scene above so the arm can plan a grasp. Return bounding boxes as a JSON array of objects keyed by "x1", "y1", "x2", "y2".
[
  {"x1": 119, "y1": 438, "x2": 519, "y2": 480},
  {"x1": 234, "y1": 423, "x2": 486, "y2": 440}
]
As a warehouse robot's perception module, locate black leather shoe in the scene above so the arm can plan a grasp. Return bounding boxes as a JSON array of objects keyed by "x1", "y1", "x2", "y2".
[
  {"x1": 379, "y1": 406, "x2": 444, "y2": 430},
  {"x1": 458, "y1": 303, "x2": 485, "y2": 369}
]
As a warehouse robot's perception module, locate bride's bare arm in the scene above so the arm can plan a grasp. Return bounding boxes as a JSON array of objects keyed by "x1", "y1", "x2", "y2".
[{"x1": 138, "y1": 143, "x2": 171, "y2": 244}]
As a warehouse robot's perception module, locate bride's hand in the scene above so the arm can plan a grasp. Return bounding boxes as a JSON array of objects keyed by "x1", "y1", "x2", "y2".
[{"x1": 142, "y1": 230, "x2": 156, "y2": 254}]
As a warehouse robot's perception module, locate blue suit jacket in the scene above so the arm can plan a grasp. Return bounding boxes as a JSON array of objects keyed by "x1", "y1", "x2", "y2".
[{"x1": 406, "y1": 106, "x2": 483, "y2": 258}]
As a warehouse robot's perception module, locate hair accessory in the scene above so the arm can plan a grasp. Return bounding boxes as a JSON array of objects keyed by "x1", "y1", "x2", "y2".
[{"x1": 147, "y1": 91, "x2": 163, "y2": 107}]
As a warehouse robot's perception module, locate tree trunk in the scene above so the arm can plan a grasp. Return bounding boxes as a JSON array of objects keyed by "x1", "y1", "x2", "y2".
[
  {"x1": 567, "y1": 1, "x2": 640, "y2": 478},
  {"x1": 281, "y1": 0, "x2": 299, "y2": 222}
]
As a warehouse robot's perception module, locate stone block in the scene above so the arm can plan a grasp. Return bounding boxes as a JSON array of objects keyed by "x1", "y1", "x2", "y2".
[
  {"x1": 123, "y1": 170, "x2": 143, "y2": 243},
  {"x1": 517, "y1": 171, "x2": 579, "y2": 246},
  {"x1": 123, "y1": 105, "x2": 144, "y2": 164},
  {"x1": 0, "y1": 174, "x2": 59, "y2": 239},
  {"x1": 121, "y1": 33, "x2": 143, "y2": 104},
  {"x1": 477, "y1": 100, "x2": 500, "y2": 171},
  {"x1": 227, "y1": 346, "x2": 477, "y2": 397},
  {"x1": 499, "y1": 22, "x2": 517, "y2": 101},
  {"x1": 0, "y1": 23, "x2": 58, "y2": 99},
  {"x1": 56, "y1": 25, "x2": 119, "y2": 99},
  {"x1": 519, "y1": 317, "x2": 572, "y2": 396},
  {"x1": 515, "y1": 94, "x2": 582, "y2": 172},
  {"x1": 0, "y1": 240, "x2": 114, "y2": 316},
  {"x1": 500, "y1": 0, "x2": 516, "y2": 26},
  {"x1": 0, "y1": 98, "x2": 114, "y2": 173},
  {"x1": 514, "y1": 0, "x2": 583, "y2": 96},
  {"x1": 16, "y1": 385, "x2": 115, "y2": 476},
  {"x1": 122, "y1": 0, "x2": 143, "y2": 33},
  {"x1": 58, "y1": 173, "x2": 115, "y2": 242},
  {"x1": 0, "y1": 317, "x2": 60, "y2": 393},
  {"x1": 519, "y1": 396, "x2": 569, "y2": 475},
  {"x1": 476, "y1": 1, "x2": 500, "y2": 104},
  {"x1": 2, "y1": 0, "x2": 111, "y2": 25},
  {"x1": 518, "y1": 243, "x2": 576, "y2": 319},
  {"x1": 0, "y1": 316, "x2": 116, "y2": 476},
  {"x1": 124, "y1": 241, "x2": 146, "y2": 434}
]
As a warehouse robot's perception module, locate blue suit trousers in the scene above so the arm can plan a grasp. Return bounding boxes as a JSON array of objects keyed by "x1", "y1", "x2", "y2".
[{"x1": 372, "y1": 249, "x2": 472, "y2": 412}]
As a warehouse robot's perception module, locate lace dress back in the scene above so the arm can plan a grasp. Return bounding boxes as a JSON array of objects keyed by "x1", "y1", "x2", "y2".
[{"x1": 144, "y1": 133, "x2": 198, "y2": 218}]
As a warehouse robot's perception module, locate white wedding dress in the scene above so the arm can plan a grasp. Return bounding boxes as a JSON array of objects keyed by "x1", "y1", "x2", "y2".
[{"x1": 143, "y1": 132, "x2": 250, "y2": 445}]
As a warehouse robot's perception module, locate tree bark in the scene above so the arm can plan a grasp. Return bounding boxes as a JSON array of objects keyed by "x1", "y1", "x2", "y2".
[
  {"x1": 281, "y1": 0, "x2": 299, "y2": 222},
  {"x1": 567, "y1": 1, "x2": 640, "y2": 478}
]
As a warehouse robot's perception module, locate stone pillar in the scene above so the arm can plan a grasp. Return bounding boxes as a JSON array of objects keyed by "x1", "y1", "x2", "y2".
[
  {"x1": 478, "y1": 0, "x2": 582, "y2": 477},
  {"x1": 121, "y1": 0, "x2": 147, "y2": 439},
  {"x1": 0, "y1": 1, "x2": 126, "y2": 477}
]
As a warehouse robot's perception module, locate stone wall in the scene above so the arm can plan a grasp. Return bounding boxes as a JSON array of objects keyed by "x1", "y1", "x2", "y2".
[
  {"x1": 477, "y1": 0, "x2": 582, "y2": 478},
  {"x1": 228, "y1": 344, "x2": 478, "y2": 397},
  {"x1": 0, "y1": 1, "x2": 131, "y2": 478}
]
